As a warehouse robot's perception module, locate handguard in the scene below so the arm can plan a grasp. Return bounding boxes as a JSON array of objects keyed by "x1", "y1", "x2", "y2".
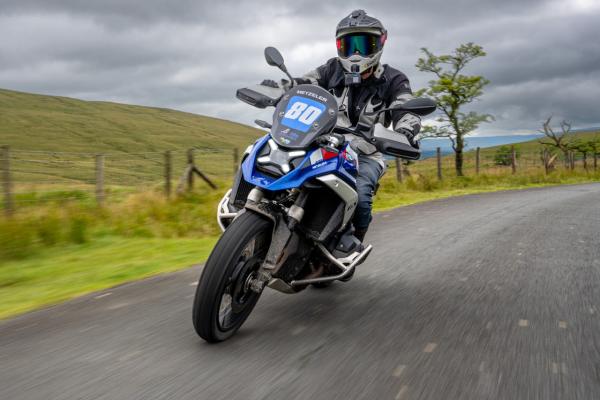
[
  {"x1": 372, "y1": 125, "x2": 421, "y2": 160},
  {"x1": 236, "y1": 82, "x2": 284, "y2": 108}
]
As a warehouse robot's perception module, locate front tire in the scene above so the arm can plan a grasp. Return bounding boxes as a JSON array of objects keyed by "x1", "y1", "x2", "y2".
[{"x1": 193, "y1": 212, "x2": 271, "y2": 342}]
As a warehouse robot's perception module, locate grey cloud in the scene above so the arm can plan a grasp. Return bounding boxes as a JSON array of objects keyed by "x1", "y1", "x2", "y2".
[{"x1": 0, "y1": 0, "x2": 598, "y2": 135}]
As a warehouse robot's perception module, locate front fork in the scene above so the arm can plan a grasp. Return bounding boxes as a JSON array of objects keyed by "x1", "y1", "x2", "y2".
[{"x1": 242, "y1": 187, "x2": 310, "y2": 293}]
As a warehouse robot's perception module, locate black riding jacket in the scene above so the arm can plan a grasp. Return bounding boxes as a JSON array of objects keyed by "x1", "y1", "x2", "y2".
[
  {"x1": 296, "y1": 58, "x2": 417, "y2": 131},
  {"x1": 295, "y1": 58, "x2": 421, "y2": 161}
]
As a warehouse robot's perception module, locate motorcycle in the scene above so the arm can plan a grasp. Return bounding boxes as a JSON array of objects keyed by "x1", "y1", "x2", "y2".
[{"x1": 192, "y1": 47, "x2": 436, "y2": 342}]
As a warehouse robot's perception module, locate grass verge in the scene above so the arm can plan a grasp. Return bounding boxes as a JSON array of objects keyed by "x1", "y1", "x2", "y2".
[{"x1": 0, "y1": 236, "x2": 217, "y2": 319}]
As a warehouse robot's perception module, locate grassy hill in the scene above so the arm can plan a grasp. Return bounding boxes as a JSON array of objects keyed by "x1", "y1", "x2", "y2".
[
  {"x1": 0, "y1": 88, "x2": 262, "y2": 186},
  {"x1": 0, "y1": 88, "x2": 261, "y2": 152}
]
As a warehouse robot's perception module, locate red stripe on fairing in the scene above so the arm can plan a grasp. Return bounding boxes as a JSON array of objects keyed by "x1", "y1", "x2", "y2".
[{"x1": 321, "y1": 148, "x2": 338, "y2": 160}]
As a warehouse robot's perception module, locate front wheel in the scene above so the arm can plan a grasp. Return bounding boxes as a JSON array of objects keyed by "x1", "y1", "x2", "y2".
[{"x1": 192, "y1": 212, "x2": 271, "y2": 342}]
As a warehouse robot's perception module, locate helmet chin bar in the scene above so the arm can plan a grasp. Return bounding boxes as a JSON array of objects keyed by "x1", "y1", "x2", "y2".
[{"x1": 339, "y1": 50, "x2": 382, "y2": 75}]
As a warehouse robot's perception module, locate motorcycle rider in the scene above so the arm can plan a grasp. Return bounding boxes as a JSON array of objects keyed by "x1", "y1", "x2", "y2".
[{"x1": 290, "y1": 9, "x2": 422, "y2": 242}]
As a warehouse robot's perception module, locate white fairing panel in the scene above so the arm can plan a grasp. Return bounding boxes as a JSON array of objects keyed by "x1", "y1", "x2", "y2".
[
  {"x1": 316, "y1": 174, "x2": 358, "y2": 229},
  {"x1": 216, "y1": 189, "x2": 237, "y2": 232}
]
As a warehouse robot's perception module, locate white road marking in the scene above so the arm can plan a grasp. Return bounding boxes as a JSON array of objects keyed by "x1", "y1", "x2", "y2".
[
  {"x1": 423, "y1": 343, "x2": 437, "y2": 353},
  {"x1": 518, "y1": 319, "x2": 529, "y2": 327},
  {"x1": 189, "y1": 282, "x2": 198, "y2": 286},
  {"x1": 558, "y1": 321, "x2": 567, "y2": 329},
  {"x1": 392, "y1": 365, "x2": 406, "y2": 378},
  {"x1": 94, "y1": 292, "x2": 112, "y2": 299},
  {"x1": 552, "y1": 362, "x2": 559, "y2": 374},
  {"x1": 395, "y1": 385, "x2": 408, "y2": 400},
  {"x1": 79, "y1": 325, "x2": 98, "y2": 333},
  {"x1": 107, "y1": 303, "x2": 129, "y2": 310}
]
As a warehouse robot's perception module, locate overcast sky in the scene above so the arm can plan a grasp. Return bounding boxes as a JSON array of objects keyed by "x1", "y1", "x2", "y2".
[{"x1": 1, "y1": 0, "x2": 599, "y2": 135}]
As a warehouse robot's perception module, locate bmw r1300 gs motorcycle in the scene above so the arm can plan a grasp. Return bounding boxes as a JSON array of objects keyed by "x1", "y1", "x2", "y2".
[{"x1": 192, "y1": 47, "x2": 436, "y2": 342}]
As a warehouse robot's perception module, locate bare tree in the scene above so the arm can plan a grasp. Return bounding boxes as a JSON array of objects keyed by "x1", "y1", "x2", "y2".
[{"x1": 538, "y1": 116, "x2": 573, "y2": 163}]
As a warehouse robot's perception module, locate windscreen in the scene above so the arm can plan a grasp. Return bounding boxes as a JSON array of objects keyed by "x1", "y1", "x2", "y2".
[{"x1": 270, "y1": 84, "x2": 338, "y2": 149}]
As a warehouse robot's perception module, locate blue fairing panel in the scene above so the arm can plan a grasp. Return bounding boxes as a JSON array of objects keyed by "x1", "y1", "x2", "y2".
[{"x1": 241, "y1": 134, "x2": 357, "y2": 191}]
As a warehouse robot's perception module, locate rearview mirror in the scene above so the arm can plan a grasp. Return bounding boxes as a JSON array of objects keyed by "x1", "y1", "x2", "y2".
[
  {"x1": 264, "y1": 46, "x2": 294, "y2": 88},
  {"x1": 264, "y1": 47, "x2": 285, "y2": 70}
]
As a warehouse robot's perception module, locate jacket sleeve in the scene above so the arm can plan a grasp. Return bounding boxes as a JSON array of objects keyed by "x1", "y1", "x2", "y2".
[
  {"x1": 387, "y1": 75, "x2": 422, "y2": 135},
  {"x1": 294, "y1": 68, "x2": 325, "y2": 87}
]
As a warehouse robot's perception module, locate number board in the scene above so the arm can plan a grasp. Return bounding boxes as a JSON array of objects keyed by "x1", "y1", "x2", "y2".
[{"x1": 281, "y1": 96, "x2": 326, "y2": 133}]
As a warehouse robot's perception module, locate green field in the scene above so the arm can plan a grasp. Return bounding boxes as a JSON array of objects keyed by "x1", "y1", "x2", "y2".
[
  {"x1": 0, "y1": 88, "x2": 262, "y2": 187},
  {"x1": 1, "y1": 88, "x2": 599, "y2": 319},
  {"x1": 0, "y1": 88, "x2": 260, "y2": 152}
]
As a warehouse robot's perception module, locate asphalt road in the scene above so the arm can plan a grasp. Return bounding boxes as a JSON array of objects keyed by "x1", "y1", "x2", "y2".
[{"x1": 2, "y1": 183, "x2": 600, "y2": 400}]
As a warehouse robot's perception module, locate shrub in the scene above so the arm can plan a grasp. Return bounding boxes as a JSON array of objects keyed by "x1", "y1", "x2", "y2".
[
  {"x1": 494, "y1": 145, "x2": 521, "y2": 166},
  {"x1": 0, "y1": 219, "x2": 36, "y2": 260},
  {"x1": 69, "y1": 217, "x2": 88, "y2": 244},
  {"x1": 36, "y1": 213, "x2": 62, "y2": 246}
]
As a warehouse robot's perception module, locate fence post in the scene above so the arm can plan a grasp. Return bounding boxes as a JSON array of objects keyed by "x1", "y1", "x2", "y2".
[
  {"x1": 511, "y1": 146, "x2": 517, "y2": 174},
  {"x1": 395, "y1": 158, "x2": 403, "y2": 182},
  {"x1": 233, "y1": 148, "x2": 239, "y2": 176},
  {"x1": 568, "y1": 151, "x2": 574, "y2": 170},
  {"x1": 1, "y1": 145, "x2": 13, "y2": 216},
  {"x1": 95, "y1": 154, "x2": 105, "y2": 206},
  {"x1": 187, "y1": 149, "x2": 195, "y2": 190},
  {"x1": 164, "y1": 150, "x2": 172, "y2": 198},
  {"x1": 475, "y1": 147, "x2": 480, "y2": 175},
  {"x1": 436, "y1": 147, "x2": 442, "y2": 180},
  {"x1": 542, "y1": 149, "x2": 549, "y2": 174}
]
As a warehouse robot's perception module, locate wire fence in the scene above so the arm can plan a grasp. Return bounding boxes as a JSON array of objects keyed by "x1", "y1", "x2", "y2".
[
  {"x1": 1, "y1": 143, "x2": 598, "y2": 215},
  {"x1": 392, "y1": 145, "x2": 599, "y2": 182},
  {"x1": 0, "y1": 145, "x2": 240, "y2": 214}
]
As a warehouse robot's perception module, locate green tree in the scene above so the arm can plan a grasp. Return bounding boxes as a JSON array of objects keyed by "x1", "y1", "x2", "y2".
[
  {"x1": 494, "y1": 145, "x2": 520, "y2": 166},
  {"x1": 569, "y1": 137, "x2": 600, "y2": 170},
  {"x1": 416, "y1": 43, "x2": 493, "y2": 176}
]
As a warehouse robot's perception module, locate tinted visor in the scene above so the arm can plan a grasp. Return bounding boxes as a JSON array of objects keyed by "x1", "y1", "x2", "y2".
[{"x1": 336, "y1": 33, "x2": 384, "y2": 58}]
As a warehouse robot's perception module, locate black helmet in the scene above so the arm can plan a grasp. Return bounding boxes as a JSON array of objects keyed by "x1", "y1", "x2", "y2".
[{"x1": 335, "y1": 10, "x2": 387, "y2": 73}]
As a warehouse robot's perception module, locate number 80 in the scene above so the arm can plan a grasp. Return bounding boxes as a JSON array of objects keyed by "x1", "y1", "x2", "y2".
[{"x1": 284, "y1": 101, "x2": 323, "y2": 125}]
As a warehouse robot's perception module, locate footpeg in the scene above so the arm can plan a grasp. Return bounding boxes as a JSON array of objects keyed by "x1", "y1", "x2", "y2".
[{"x1": 290, "y1": 243, "x2": 372, "y2": 286}]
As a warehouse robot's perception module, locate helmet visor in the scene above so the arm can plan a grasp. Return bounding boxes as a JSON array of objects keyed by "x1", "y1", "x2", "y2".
[{"x1": 336, "y1": 33, "x2": 384, "y2": 58}]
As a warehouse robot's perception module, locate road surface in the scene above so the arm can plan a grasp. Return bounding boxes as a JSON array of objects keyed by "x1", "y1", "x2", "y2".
[{"x1": 2, "y1": 183, "x2": 600, "y2": 400}]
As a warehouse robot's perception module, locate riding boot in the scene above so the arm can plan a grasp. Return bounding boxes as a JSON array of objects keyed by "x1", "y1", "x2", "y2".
[{"x1": 354, "y1": 227, "x2": 368, "y2": 242}]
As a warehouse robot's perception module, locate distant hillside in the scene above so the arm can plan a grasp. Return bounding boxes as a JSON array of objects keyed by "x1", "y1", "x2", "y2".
[
  {"x1": 420, "y1": 129, "x2": 600, "y2": 159},
  {"x1": 0, "y1": 88, "x2": 262, "y2": 153},
  {"x1": 417, "y1": 130, "x2": 600, "y2": 169},
  {"x1": 420, "y1": 135, "x2": 542, "y2": 158}
]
